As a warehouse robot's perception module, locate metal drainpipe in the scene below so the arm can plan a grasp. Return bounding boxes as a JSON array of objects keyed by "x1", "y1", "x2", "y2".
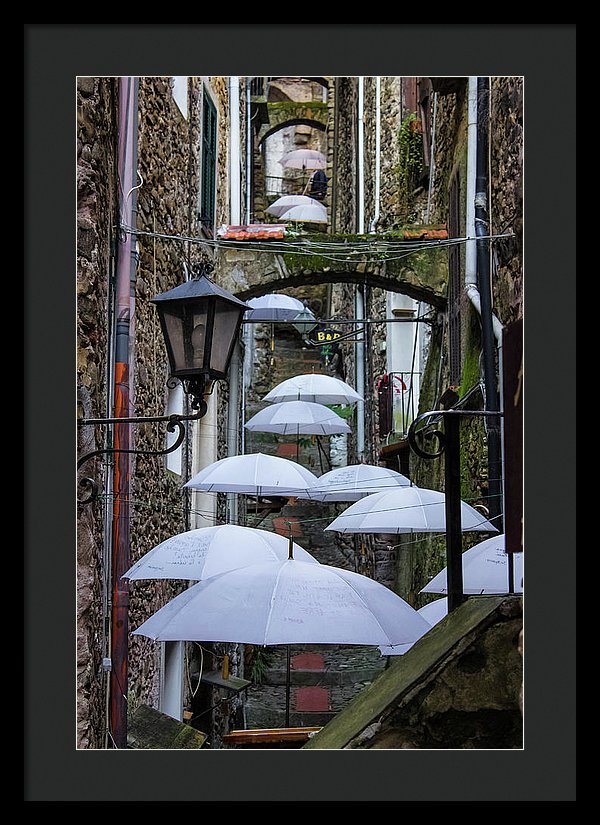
[
  {"x1": 472, "y1": 77, "x2": 503, "y2": 531},
  {"x1": 227, "y1": 78, "x2": 242, "y2": 524},
  {"x1": 368, "y1": 75, "x2": 381, "y2": 233},
  {"x1": 246, "y1": 78, "x2": 252, "y2": 224},
  {"x1": 355, "y1": 77, "x2": 366, "y2": 460},
  {"x1": 109, "y1": 75, "x2": 138, "y2": 749}
]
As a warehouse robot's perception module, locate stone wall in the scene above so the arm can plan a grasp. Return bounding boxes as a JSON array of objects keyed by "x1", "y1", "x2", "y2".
[
  {"x1": 77, "y1": 75, "x2": 247, "y2": 748},
  {"x1": 127, "y1": 76, "x2": 207, "y2": 718},
  {"x1": 489, "y1": 77, "x2": 523, "y2": 324},
  {"x1": 77, "y1": 76, "x2": 118, "y2": 749}
]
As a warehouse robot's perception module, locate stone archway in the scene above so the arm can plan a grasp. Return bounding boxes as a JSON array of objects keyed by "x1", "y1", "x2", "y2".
[{"x1": 216, "y1": 232, "x2": 449, "y2": 310}]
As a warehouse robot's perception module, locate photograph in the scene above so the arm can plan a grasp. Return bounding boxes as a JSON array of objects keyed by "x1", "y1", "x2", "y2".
[
  {"x1": 25, "y1": 22, "x2": 576, "y2": 803},
  {"x1": 76, "y1": 72, "x2": 525, "y2": 752}
]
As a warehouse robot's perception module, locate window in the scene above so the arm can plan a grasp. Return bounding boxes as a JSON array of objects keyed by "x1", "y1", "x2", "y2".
[{"x1": 199, "y1": 90, "x2": 217, "y2": 231}]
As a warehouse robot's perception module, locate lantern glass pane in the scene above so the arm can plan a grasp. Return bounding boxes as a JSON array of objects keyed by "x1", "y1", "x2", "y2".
[
  {"x1": 162, "y1": 304, "x2": 209, "y2": 374},
  {"x1": 210, "y1": 303, "x2": 243, "y2": 375}
]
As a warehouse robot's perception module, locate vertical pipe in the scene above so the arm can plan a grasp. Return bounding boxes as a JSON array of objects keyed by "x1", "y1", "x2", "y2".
[
  {"x1": 465, "y1": 78, "x2": 478, "y2": 292},
  {"x1": 285, "y1": 645, "x2": 291, "y2": 727},
  {"x1": 227, "y1": 78, "x2": 242, "y2": 523},
  {"x1": 444, "y1": 414, "x2": 465, "y2": 612},
  {"x1": 226, "y1": 341, "x2": 241, "y2": 524},
  {"x1": 475, "y1": 77, "x2": 503, "y2": 532},
  {"x1": 110, "y1": 75, "x2": 138, "y2": 748},
  {"x1": 229, "y1": 77, "x2": 241, "y2": 225},
  {"x1": 357, "y1": 77, "x2": 365, "y2": 234},
  {"x1": 355, "y1": 78, "x2": 366, "y2": 460},
  {"x1": 245, "y1": 78, "x2": 252, "y2": 224},
  {"x1": 369, "y1": 76, "x2": 381, "y2": 232},
  {"x1": 425, "y1": 92, "x2": 438, "y2": 223}
]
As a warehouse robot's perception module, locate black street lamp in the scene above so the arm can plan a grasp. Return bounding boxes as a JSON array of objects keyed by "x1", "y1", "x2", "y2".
[
  {"x1": 152, "y1": 274, "x2": 249, "y2": 412},
  {"x1": 77, "y1": 274, "x2": 248, "y2": 502}
]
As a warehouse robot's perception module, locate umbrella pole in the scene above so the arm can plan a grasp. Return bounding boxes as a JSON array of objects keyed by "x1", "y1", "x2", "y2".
[
  {"x1": 285, "y1": 644, "x2": 291, "y2": 727},
  {"x1": 444, "y1": 412, "x2": 466, "y2": 612},
  {"x1": 507, "y1": 551, "x2": 515, "y2": 593}
]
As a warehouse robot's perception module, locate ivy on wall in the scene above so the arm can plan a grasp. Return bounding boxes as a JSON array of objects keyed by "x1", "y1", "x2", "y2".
[{"x1": 395, "y1": 112, "x2": 424, "y2": 223}]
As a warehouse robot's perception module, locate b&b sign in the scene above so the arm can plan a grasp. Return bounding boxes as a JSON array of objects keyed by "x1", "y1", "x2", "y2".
[{"x1": 314, "y1": 328, "x2": 342, "y2": 343}]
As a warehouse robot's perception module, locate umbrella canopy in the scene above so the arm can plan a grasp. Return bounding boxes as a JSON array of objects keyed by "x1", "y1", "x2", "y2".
[
  {"x1": 279, "y1": 149, "x2": 326, "y2": 170},
  {"x1": 379, "y1": 598, "x2": 448, "y2": 656},
  {"x1": 263, "y1": 373, "x2": 363, "y2": 405},
  {"x1": 279, "y1": 202, "x2": 328, "y2": 224},
  {"x1": 122, "y1": 524, "x2": 318, "y2": 582},
  {"x1": 297, "y1": 463, "x2": 411, "y2": 502},
  {"x1": 133, "y1": 558, "x2": 432, "y2": 647},
  {"x1": 266, "y1": 195, "x2": 321, "y2": 218},
  {"x1": 184, "y1": 452, "x2": 319, "y2": 497},
  {"x1": 325, "y1": 486, "x2": 498, "y2": 534},
  {"x1": 244, "y1": 293, "x2": 313, "y2": 323},
  {"x1": 244, "y1": 400, "x2": 351, "y2": 436},
  {"x1": 421, "y1": 534, "x2": 523, "y2": 595}
]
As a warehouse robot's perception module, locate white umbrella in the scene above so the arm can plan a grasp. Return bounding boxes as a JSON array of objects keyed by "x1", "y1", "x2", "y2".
[
  {"x1": 122, "y1": 524, "x2": 318, "y2": 582},
  {"x1": 324, "y1": 486, "x2": 498, "y2": 534},
  {"x1": 279, "y1": 149, "x2": 326, "y2": 170},
  {"x1": 132, "y1": 558, "x2": 431, "y2": 648},
  {"x1": 244, "y1": 400, "x2": 350, "y2": 436},
  {"x1": 279, "y1": 202, "x2": 328, "y2": 224},
  {"x1": 184, "y1": 452, "x2": 319, "y2": 497},
  {"x1": 244, "y1": 293, "x2": 311, "y2": 323},
  {"x1": 297, "y1": 463, "x2": 411, "y2": 502},
  {"x1": 266, "y1": 195, "x2": 321, "y2": 218},
  {"x1": 421, "y1": 534, "x2": 523, "y2": 595},
  {"x1": 379, "y1": 598, "x2": 448, "y2": 656},
  {"x1": 263, "y1": 373, "x2": 363, "y2": 405}
]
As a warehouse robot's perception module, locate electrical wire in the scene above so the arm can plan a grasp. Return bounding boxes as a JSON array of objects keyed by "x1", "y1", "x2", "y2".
[{"x1": 119, "y1": 223, "x2": 515, "y2": 266}]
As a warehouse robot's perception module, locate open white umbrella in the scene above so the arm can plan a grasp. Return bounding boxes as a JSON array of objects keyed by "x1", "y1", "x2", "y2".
[
  {"x1": 244, "y1": 294, "x2": 311, "y2": 323},
  {"x1": 184, "y1": 452, "x2": 319, "y2": 497},
  {"x1": 279, "y1": 202, "x2": 328, "y2": 224},
  {"x1": 279, "y1": 149, "x2": 326, "y2": 170},
  {"x1": 122, "y1": 524, "x2": 318, "y2": 582},
  {"x1": 133, "y1": 558, "x2": 431, "y2": 648},
  {"x1": 324, "y1": 486, "x2": 498, "y2": 534},
  {"x1": 297, "y1": 463, "x2": 411, "y2": 502},
  {"x1": 263, "y1": 373, "x2": 363, "y2": 405},
  {"x1": 266, "y1": 195, "x2": 321, "y2": 218},
  {"x1": 244, "y1": 400, "x2": 350, "y2": 436},
  {"x1": 421, "y1": 534, "x2": 523, "y2": 595},
  {"x1": 379, "y1": 598, "x2": 448, "y2": 656},
  {"x1": 133, "y1": 553, "x2": 432, "y2": 727}
]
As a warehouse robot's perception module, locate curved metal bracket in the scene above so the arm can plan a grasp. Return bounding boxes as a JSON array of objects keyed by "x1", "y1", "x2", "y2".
[
  {"x1": 77, "y1": 406, "x2": 207, "y2": 504},
  {"x1": 407, "y1": 408, "x2": 503, "y2": 460}
]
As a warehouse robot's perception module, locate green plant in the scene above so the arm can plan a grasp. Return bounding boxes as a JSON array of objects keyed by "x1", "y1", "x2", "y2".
[
  {"x1": 250, "y1": 647, "x2": 275, "y2": 684},
  {"x1": 327, "y1": 404, "x2": 354, "y2": 420},
  {"x1": 395, "y1": 113, "x2": 424, "y2": 221}
]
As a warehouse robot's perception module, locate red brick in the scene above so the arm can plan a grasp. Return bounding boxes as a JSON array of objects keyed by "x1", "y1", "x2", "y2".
[
  {"x1": 291, "y1": 652, "x2": 325, "y2": 671},
  {"x1": 294, "y1": 686, "x2": 330, "y2": 712}
]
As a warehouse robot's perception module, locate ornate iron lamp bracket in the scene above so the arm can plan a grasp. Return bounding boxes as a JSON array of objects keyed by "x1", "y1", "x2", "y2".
[
  {"x1": 407, "y1": 408, "x2": 504, "y2": 460},
  {"x1": 77, "y1": 392, "x2": 208, "y2": 504},
  {"x1": 407, "y1": 404, "x2": 504, "y2": 612}
]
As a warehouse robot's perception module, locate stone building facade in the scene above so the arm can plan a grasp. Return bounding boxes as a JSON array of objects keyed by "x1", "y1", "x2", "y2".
[
  {"x1": 77, "y1": 74, "x2": 523, "y2": 748},
  {"x1": 77, "y1": 75, "x2": 249, "y2": 749}
]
